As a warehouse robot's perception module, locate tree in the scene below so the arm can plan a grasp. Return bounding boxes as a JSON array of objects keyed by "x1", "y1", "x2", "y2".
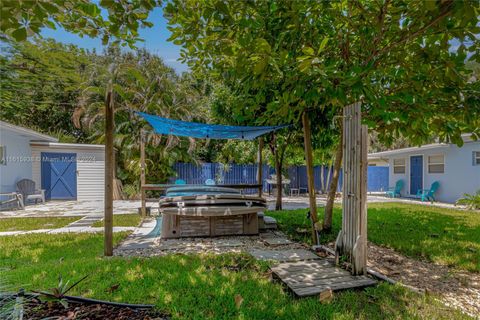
[
  {"x1": 0, "y1": 38, "x2": 91, "y2": 139},
  {"x1": 165, "y1": 0, "x2": 480, "y2": 235},
  {"x1": 0, "y1": 0, "x2": 160, "y2": 47}
]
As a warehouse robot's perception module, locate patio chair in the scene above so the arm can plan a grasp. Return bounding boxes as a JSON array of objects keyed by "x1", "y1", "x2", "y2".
[
  {"x1": 416, "y1": 181, "x2": 440, "y2": 202},
  {"x1": 205, "y1": 179, "x2": 215, "y2": 185},
  {"x1": 174, "y1": 179, "x2": 186, "y2": 185},
  {"x1": 385, "y1": 180, "x2": 403, "y2": 198},
  {"x1": 0, "y1": 192, "x2": 24, "y2": 210},
  {"x1": 16, "y1": 179, "x2": 45, "y2": 204}
]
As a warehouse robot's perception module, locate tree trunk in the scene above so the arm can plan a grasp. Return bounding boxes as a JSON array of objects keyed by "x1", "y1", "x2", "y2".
[
  {"x1": 275, "y1": 153, "x2": 283, "y2": 210},
  {"x1": 324, "y1": 128, "x2": 343, "y2": 232},
  {"x1": 302, "y1": 112, "x2": 319, "y2": 244},
  {"x1": 326, "y1": 160, "x2": 333, "y2": 191},
  {"x1": 256, "y1": 138, "x2": 263, "y2": 196}
]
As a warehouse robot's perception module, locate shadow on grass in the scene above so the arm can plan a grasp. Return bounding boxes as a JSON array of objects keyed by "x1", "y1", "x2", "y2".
[
  {"x1": 0, "y1": 232, "x2": 469, "y2": 319},
  {"x1": 268, "y1": 203, "x2": 480, "y2": 272}
]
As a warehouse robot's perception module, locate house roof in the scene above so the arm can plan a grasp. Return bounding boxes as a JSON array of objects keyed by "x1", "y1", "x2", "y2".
[
  {"x1": 368, "y1": 134, "x2": 477, "y2": 159},
  {"x1": 368, "y1": 143, "x2": 449, "y2": 159},
  {"x1": 0, "y1": 120, "x2": 58, "y2": 142},
  {"x1": 30, "y1": 141, "x2": 105, "y2": 150}
]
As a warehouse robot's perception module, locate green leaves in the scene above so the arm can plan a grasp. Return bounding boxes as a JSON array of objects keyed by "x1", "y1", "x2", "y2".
[
  {"x1": 1, "y1": 0, "x2": 161, "y2": 48},
  {"x1": 11, "y1": 28, "x2": 27, "y2": 41}
]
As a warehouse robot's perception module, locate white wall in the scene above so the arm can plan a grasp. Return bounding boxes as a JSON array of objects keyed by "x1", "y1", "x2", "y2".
[
  {"x1": 0, "y1": 127, "x2": 33, "y2": 193},
  {"x1": 31, "y1": 144, "x2": 105, "y2": 201},
  {"x1": 388, "y1": 141, "x2": 480, "y2": 203}
]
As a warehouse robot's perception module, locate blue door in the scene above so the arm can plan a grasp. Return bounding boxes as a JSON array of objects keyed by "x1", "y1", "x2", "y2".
[
  {"x1": 410, "y1": 155, "x2": 423, "y2": 195},
  {"x1": 41, "y1": 152, "x2": 77, "y2": 200}
]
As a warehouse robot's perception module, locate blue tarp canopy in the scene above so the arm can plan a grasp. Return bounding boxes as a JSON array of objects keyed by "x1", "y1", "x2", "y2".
[{"x1": 137, "y1": 112, "x2": 290, "y2": 140}]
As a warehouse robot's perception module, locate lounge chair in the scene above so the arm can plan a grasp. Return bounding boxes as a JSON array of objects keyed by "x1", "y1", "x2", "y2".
[
  {"x1": 0, "y1": 192, "x2": 24, "y2": 210},
  {"x1": 174, "y1": 179, "x2": 186, "y2": 185},
  {"x1": 205, "y1": 179, "x2": 215, "y2": 185},
  {"x1": 386, "y1": 180, "x2": 403, "y2": 198},
  {"x1": 16, "y1": 179, "x2": 45, "y2": 204},
  {"x1": 417, "y1": 181, "x2": 440, "y2": 202}
]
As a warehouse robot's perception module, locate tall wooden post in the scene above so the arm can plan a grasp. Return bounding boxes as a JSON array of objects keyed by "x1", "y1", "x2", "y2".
[
  {"x1": 302, "y1": 112, "x2": 319, "y2": 245},
  {"x1": 140, "y1": 129, "x2": 146, "y2": 217},
  {"x1": 256, "y1": 138, "x2": 264, "y2": 197},
  {"x1": 104, "y1": 86, "x2": 114, "y2": 256},
  {"x1": 335, "y1": 102, "x2": 368, "y2": 275}
]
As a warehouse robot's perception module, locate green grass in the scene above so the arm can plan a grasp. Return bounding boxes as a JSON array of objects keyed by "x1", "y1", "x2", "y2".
[
  {"x1": 0, "y1": 232, "x2": 469, "y2": 319},
  {"x1": 0, "y1": 216, "x2": 80, "y2": 232},
  {"x1": 269, "y1": 202, "x2": 480, "y2": 272},
  {"x1": 91, "y1": 214, "x2": 142, "y2": 227}
]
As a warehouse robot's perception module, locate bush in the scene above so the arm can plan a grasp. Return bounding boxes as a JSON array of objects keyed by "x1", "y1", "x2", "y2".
[{"x1": 456, "y1": 190, "x2": 480, "y2": 210}]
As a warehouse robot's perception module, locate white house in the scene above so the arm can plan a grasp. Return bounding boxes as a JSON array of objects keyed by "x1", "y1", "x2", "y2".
[
  {"x1": 368, "y1": 135, "x2": 480, "y2": 203},
  {"x1": 0, "y1": 120, "x2": 105, "y2": 201}
]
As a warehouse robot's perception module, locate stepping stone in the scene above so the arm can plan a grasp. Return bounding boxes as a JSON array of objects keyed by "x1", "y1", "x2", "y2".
[
  {"x1": 263, "y1": 237, "x2": 292, "y2": 246},
  {"x1": 249, "y1": 249, "x2": 320, "y2": 262}
]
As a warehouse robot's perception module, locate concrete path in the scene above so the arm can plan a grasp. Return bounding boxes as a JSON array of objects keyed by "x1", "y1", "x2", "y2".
[
  {"x1": 0, "y1": 200, "x2": 150, "y2": 218},
  {"x1": 0, "y1": 195, "x2": 466, "y2": 219},
  {"x1": 114, "y1": 217, "x2": 160, "y2": 250},
  {"x1": 0, "y1": 226, "x2": 135, "y2": 237}
]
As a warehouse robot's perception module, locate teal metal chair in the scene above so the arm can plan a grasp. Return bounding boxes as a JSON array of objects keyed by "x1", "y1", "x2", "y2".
[
  {"x1": 205, "y1": 179, "x2": 215, "y2": 185},
  {"x1": 417, "y1": 181, "x2": 440, "y2": 202},
  {"x1": 175, "y1": 179, "x2": 186, "y2": 185},
  {"x1": 386, "y1": 180, "x2": 403, "y2": 198}
]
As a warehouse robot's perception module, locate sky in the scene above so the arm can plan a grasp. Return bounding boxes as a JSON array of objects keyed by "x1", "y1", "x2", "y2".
[{"x1": 41, "y1": 7, "x2": 189, "y2": 73}]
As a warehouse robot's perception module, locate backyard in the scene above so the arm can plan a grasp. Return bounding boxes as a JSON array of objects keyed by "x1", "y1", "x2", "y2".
[
  {"x1": 1, "y1": 202, "x2": 478, "y2": 319},
  {"x1": 1, "y1": 1, "x2": 479, "y2": 319}
]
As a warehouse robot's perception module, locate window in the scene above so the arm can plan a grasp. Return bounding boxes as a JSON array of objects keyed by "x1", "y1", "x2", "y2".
[
  {"x1": 428, "y1": 154, "x2": 444, "y2": 173},
  {"x1": 474, "y1": 151, "x2": 480, "y2": 166},
  {"x1": 393, "y1": 158, "x2": 405, "y2": 174},
  {"x1": 0, "y1": 146, "x2": 5, "y2": 165}
]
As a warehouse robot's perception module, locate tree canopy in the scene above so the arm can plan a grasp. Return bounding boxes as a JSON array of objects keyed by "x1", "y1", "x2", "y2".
[
  {"x1": 165, "y1": 0, "x2": 480, "y2": 145},
  {"x1": 1, "y1": 0, "x2": 161, "y2": 47}
]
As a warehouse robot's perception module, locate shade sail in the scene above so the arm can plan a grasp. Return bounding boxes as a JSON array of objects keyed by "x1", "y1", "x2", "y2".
[{"x1": 137, "y1": 112, "x2": 290, "y2": 140}]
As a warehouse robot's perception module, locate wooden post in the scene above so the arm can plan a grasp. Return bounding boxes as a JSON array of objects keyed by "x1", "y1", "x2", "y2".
[
  {"x1": 256, "y1": 137, "x2": 264, "y2": 197},
  {"x1": 104, "y1": 86, "x2": 114, "y2": 256},
  {"x1": 140, "y1": 129, "x2": 146, "y2": 217},
  {"x1": 302, "y1": 112, "x2": 319, "y2": 245},
  {"x1": 334, "y1": 102, "x2": 367, "y2": 275}
]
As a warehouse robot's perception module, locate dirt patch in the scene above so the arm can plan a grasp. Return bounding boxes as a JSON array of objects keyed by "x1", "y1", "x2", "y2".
[
  {"x1": 366, "y1": 243, "x2": 480, "y2": 318},
  {"x1": 21, "y1": 298, "x2": 168, "y2": 320}
]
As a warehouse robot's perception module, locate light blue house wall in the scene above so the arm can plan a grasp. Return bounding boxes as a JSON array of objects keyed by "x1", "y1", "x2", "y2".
[
  {"x1": 369, "y1": 138, "x2": 480, "y2": 203},
  {"x1": 0, "y1": 121, "x2": 58, "y2": 194}
]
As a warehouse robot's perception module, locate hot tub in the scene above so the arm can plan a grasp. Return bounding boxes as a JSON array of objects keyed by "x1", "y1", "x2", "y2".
[{"x1": 160, "y1": 186, "x2": 266, "y2": 238}]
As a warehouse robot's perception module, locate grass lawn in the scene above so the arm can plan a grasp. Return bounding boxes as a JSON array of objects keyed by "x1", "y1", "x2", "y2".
[
  {"x1": 0, "y1": 232, "x2": 469, "y2": 320},
  {"x1": 0, "y1": 216, "x2": 80, "y2": 232},
  {"x1": 268, "y1": 202, "x2": 480, "y2": 272},
  {"x1": 91, "y1": 213, "x2": 141, "y2": 227}
]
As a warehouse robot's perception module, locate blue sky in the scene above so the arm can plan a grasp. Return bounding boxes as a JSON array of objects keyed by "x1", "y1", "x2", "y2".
[{"x1": 41, "y1": 7, "x2": 189, "y2": 73}]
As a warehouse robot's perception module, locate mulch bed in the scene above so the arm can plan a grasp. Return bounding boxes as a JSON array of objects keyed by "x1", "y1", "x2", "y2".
[{"x1": 21, "y1": 298, "x2": 169, "y2": 320}]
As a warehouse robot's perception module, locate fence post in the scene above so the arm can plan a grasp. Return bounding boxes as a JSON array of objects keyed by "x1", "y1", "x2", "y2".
[{"x1": 140, "y1": 129, "x2": 146, "y2": 217}]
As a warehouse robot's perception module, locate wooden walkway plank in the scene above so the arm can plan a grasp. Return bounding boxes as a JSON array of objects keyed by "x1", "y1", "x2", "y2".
[{"x1": 270, "y1": 256, "x2": 377, "y2": 297}]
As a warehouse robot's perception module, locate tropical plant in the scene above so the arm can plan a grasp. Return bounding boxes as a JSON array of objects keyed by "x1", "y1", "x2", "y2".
[
  {"x1": 34, "y1": 275, "x2": 88, "y2": 309},
  {"x1": 456, "y1": 190, "x2": 480, "y2": 210},
  {"x1": 74, "y1": 47, "x2": 210, "y2": 186}
]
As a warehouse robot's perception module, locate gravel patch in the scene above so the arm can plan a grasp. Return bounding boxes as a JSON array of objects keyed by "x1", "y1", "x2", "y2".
[
  {"x1": 366, "y1": 243, "x2": 480, "y2": 318},
  {"x1": 114, "y1": 231, "x2": 306, "y2": 257}
]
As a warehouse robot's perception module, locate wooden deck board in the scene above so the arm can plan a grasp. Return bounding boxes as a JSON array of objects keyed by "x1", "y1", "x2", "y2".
[{"x1": 271, "y1": 260, "x2": 377, "y2": 297}]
